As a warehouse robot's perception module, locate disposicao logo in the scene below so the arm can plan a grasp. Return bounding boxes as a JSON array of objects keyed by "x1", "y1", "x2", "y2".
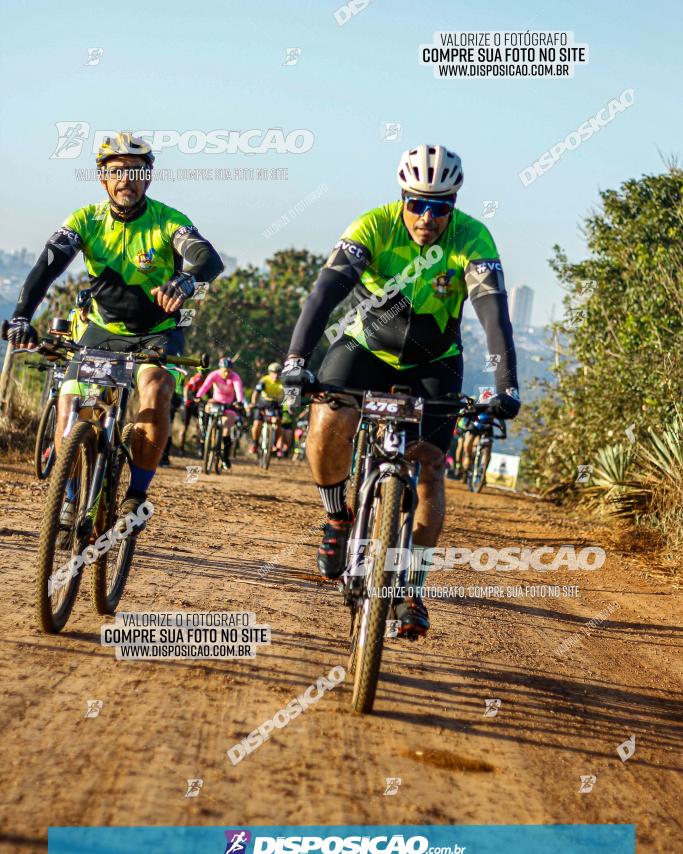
[
  {"x1": 224, "y1": 830, "x2": 252, "y2": 854},
  {"x1": 242, "y1": 835, "x2": 429, "y2": 854}
]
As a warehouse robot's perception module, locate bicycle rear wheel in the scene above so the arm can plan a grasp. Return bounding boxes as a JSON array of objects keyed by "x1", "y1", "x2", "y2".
[
  {"x1": 347, "y1": 426, "x2": 368, "y2": 515},
  {"x1": 90, "y1": 425, "x2": 137, "y2": 615},
  {"x1": 34, "y1": 397, "x2": 57, "y2": 480},
  {"x1": 351, "y1": 474, "x2": 403, "y2": 714},
  {"x1": 36, "y1": 421, "x2": 97, "y2": 633}
]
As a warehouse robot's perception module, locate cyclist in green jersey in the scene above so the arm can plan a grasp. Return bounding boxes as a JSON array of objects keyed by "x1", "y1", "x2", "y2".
[
  {"x1": 2, "y1": 132, "x2": 224, "y2": 524},
  {"x1": 283, "y1": 144, "x2": 521, "y2": 635}
]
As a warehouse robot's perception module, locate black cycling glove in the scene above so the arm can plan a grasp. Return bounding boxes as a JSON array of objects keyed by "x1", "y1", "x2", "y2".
[
  {"x1": 488, "y1": 388, "x2": 521, "y2": 419},
  {"x1": 157, "y1": 272, "x2": 196, "y2": 303},
  {"x1": 282, "y1": 357, "x2": 316, "y2": 388},
  {"x1": 2, "y1": 317, "x2": 38, "y2": 348}
]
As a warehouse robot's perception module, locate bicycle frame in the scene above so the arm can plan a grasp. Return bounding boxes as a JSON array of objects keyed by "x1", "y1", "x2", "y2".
[
  {"x1": 62, "y1": 355, "x2": 136, "y2": 539},
  {"x1": 346, "y1": 419, "x2": 420, "y2": 602}
]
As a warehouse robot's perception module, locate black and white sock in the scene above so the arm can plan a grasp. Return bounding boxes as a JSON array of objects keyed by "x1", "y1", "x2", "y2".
[
  {"x1": 406, "y1": 547, "x2": 429, "y2": 595},
  {"x1": 317, "y1": 479, "x2": 351, "y2": 521}
]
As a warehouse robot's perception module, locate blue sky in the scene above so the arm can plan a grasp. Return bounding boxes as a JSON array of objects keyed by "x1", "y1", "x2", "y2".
[{"x1": 1, "y1": 0, "x2": 680, "y2": 324}]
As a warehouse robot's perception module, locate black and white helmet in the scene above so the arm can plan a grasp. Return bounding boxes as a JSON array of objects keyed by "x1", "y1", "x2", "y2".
[{"x1": 397, "y1": 144, "x2": 464, "y2": 197}]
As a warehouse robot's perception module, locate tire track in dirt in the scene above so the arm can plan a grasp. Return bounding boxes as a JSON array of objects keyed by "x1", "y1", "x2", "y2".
[{"x1": 0, "y1": 452, "x2": 681, "y2": 852}]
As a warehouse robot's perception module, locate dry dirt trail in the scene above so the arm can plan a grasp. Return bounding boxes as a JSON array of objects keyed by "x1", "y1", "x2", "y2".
[{"x1": 0, "y1": 451, "x2": 681, "y2": 853}]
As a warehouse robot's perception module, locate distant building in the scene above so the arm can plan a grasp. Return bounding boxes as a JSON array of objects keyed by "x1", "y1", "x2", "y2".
[
  {"x1": 16, "y1": 248, "x2": 35, "y2": 267},
  {"x1": 218, "y1": 253, "x2": 237, "y2": 275},
  {"x1": 509, "y1": 285, "x2": 534, "y2": 330}
]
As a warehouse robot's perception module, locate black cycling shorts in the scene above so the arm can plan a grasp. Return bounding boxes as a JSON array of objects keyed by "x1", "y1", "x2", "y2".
[
  {"x1": 252, "y1": 401, "x2": 282, "y2": 422},
  {"x1": 317, "y1": 338, "x2": 463, "y2": 453},
  {"x1": 183, "y1": 399, "x2": 200, "y2": 424}
]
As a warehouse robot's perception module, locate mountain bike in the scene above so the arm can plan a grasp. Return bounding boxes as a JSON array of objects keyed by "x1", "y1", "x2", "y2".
[
  {"x1": 307, "y1": 382, "x2": 476, "y2": 714},
  {"x1": 465, "y1": 414, "x2": 506, "y2": 493},
  {"x1": 203, "y1": 402, "x2": 239, "y2": 474},
  {"x1": 20, "y1": 327, "x2": 205, "y2": 633},
  {"x1": 28, "y1": 360, "x2": 66, "y2": 479},
  {"x1": 256, "y1": 402, "x2": 281, "y2": 470}
]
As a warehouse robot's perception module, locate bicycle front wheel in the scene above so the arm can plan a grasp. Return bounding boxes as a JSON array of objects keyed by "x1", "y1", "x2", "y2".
[
  {"x1": 91, "y1": 425, "x2": 138, "y2": 615},
  {"x1": 347, "y1": 426, "x2": 368, "y2": 515},
  {"x1": 36, "y1": 421, "x2": 97, "y2": 633},
  {"x1": 260, "y1": 423, "x2": 273, "y2": 470},
  {"x1": 203, "y1": 417, "x2": 219, "y2": 474},
  {"x1": 351, "y1": 474, "x2": 403, "y2": 714},
  {"x1": 34, "y1": 397, "x2": 57, "y2": 480}
]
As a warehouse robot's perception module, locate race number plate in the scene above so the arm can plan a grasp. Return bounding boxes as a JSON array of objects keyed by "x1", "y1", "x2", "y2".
[
  {"x1": 207, "y1": 402, "x2": 225, "y2": 414},
  {"x1": 361, "y1": 392, "x2": 424, "y2": 424},
  {"x1": 75, "y1": 350, "x2": 135, "y2": 388}
]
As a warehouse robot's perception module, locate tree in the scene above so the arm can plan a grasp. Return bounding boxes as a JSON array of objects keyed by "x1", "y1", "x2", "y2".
[
  {"x1": 184, "y1": 248, "x2": 325, "y2": 385},
  {"x1": 519, "y1": 167, "x2": 683, "y2": 492}
]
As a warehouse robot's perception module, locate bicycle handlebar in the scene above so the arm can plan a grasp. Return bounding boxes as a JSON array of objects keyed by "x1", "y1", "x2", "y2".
[
  {"x1": 300, "y1": 381, "x2": 509, "y2": 437},
  {"x1": 306, "y1": 381, "x2": 492, "y2": 416},
  {"x1": 14, "y1": 337, "x2": 207, "y2": 368}
]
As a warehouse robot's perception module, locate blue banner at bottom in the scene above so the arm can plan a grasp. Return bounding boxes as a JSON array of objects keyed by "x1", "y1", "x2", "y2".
[{"x1": 48, "y1": 824, "x2": 635, "y2": 854}]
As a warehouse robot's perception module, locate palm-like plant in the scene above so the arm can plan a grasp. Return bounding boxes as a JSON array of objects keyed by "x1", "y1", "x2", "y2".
[
  {"x1": 581, "y1": 416, "x2": 683, "y2": 524},
  {"x1": 580, "y1": 443, "x2": 637, "y2": 515}
]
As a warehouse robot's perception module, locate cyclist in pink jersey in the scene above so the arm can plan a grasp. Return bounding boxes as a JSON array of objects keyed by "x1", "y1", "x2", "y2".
[{"x1": 196, "y1": 356, "x2": 244, "y2": 468}]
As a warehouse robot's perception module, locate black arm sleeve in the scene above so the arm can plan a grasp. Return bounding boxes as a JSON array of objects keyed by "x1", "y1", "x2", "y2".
[
  {"x1": 288, "y1": 239, "x2": 370, "y2": 360},
  {"x1": 172, "y1": 226, "x2": 224, "y2": 282},
  {"x1": 471, "y1": 292, "x2": 519, "y2": 393},
  {"x1": 14, "y1": 227, "x2": 82, "y2": 320}
]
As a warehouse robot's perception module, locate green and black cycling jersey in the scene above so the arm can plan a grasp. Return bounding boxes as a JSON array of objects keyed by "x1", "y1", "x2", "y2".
[
  {"x1": 289, "y1": 200, "x2": 517, "y2": 391},
  {"x1": 15, "y1": 197, "x2": 223, "y2": 335}
]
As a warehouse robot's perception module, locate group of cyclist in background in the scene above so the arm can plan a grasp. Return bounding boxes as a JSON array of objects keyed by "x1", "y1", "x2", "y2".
[{"x1": 176, "y1": 358, "x2": 304, "y2": 468}]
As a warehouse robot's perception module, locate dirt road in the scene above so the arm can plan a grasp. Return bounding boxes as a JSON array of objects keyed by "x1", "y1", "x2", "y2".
[{"x1": 0, "y1": 452, "x2": 681, "y2": 853}]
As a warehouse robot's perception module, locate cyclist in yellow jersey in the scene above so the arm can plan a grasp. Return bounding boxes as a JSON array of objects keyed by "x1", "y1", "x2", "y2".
[
  {"x1": 283, "y1": 144, "x2": 521, "y2": 635},
  {"x1": 66, "y1": 289, "x2": 92, "y2": 343},
  {"x1": 248, "y1": 362, "x2": 284, "y2": 454},
  {"x1": 2, "y1": 132, "x2": 224, "y2": 527}
]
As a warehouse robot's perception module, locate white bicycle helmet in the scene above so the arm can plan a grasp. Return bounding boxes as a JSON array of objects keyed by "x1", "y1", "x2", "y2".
[{"x1": 397, "y1": 144, "x2": 463, "y2": 197}]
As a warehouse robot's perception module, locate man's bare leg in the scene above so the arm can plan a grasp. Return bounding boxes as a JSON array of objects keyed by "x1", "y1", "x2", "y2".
[
  {"x1": 55, "y1": 394, "x2": 76, "y2": 453},
  {"x1": 406, "y1": 441, "x2": 446, "y2": 549},
  {"x1": 130, "y1": 367, "x2": 174, "y2": 469},
  {"x1": 306, "y1": 401, "x2": 359, "y2": 578},
  {"x1": 306, "y1": 401, "x2": 358, "y2": 485}
]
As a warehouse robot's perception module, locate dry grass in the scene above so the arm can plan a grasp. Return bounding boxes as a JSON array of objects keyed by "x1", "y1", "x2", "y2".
[{"x1": 0, "y1": 388, "x2": 39, "y2": 455}]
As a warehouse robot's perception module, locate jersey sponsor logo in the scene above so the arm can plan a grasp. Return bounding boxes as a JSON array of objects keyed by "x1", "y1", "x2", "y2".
[
  {"x1": 136, "y1": 247, "x2": 156, "y2": 271},
  {"x1": 465, "y1": 258, "x2": 505, "y2": 297},
  {"x1": 49, "y1": 227, "x2": 83, "y2": 252},
  {"x1": 334, "y1": 238, "x2": 370, "y2": 260},
  {"x1": 173, "y1": 225, "x2": 197, "y2": 237},
  {"x1": 475, "y1": 260, "x2": 502, "y2": 274},
  {"x1": 430, "y1": 268, "x2": 457, "y2": 297}
]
